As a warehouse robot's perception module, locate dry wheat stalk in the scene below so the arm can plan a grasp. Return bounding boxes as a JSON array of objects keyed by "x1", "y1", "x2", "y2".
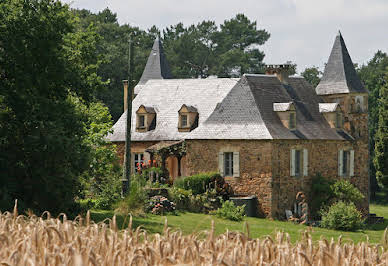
[{"x1": 0, "y1": 207, "x2": 387, "y2": 265}]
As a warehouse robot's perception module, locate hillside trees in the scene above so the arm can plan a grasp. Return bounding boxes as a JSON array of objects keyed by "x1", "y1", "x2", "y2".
[{"x1": 0, "y1": 0, "x2": 112, "y2": 214}]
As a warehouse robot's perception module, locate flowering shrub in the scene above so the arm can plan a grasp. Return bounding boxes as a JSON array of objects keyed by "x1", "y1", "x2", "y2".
[{"x1": 147, "y1": 195, "x2": 176, "y2": 215}]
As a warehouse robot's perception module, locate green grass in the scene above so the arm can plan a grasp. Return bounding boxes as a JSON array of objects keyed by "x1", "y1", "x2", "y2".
[{"x1": 90, "y1": 203, "x2": 388, "y2": 244}]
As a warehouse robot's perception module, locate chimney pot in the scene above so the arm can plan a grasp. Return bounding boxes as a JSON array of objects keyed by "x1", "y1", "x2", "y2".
[{"x1": 265, "y1": 64, "x2": 291, "y2": 85}]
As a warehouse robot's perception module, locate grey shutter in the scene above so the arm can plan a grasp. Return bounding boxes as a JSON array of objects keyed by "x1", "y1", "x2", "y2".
[
  {"x1": 218, "y1": 152, "x2": 224, "y2": 176},
  {"x1": 338, "y1": 150, "x2": 343, "y2": 177},
  {"x1": 350, "y1": 150, "x2": 355, "y2": 177},
  {"x1": 290, "y1": 149, "x2": 296, "y2": 176},
  {"x1": 303, "y1": 149, "x2": 308, "y2": 176},
  {"x1": 233, "y1": 152, "x2": 240, "y2": 177}
]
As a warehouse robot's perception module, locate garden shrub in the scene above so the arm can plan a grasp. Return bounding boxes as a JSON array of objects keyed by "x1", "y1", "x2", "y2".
[
  {"x1": 169, "y1": 187, "x2": 192, "y2": 210},
  {"x1": 310, "y1": 174, "x2": 335, "y2": 219},
  {"x1": 320, "y1": 201, "x2": 365, "y2": 231},
  {"x1": 331, "y1": 180, "x2": 364, "y2": 204},
  {"x1": 174, "y1": 172, "x2": 232, "y2": 197},
  {"x1": 115, "y1": 174, "x2": 148, "y2": 216},
  {"x1": 169, "y1": 187, "x2": 222, "y2": 213},
  {"x1": 216, "y1": 200, "x2": 245, "y2": 221}
]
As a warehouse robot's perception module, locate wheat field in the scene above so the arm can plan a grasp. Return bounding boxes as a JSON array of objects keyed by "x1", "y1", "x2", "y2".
[{"x1": 1, "y1": 204, "x2": 388, "y2": 265}]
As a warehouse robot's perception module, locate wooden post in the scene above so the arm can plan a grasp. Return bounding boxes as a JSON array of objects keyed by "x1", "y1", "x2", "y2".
[
  {"x1": 122, "y1": 37, "x2": 134, "y2": 197},
  {"x1": 177, "y1": 155, "x2": 182, "y2": 177}
]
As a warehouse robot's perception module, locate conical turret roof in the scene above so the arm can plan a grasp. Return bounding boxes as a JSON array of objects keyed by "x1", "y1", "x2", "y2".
[
  {"x1": 138, "y1": 38, "x2": 172, "y2": 85},
  {"x1": 315, "y1": 32, "x2": 367, "y2": 95}
]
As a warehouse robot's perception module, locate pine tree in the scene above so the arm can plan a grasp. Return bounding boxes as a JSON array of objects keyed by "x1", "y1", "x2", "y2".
[{"x1": 374, "y1": 71, "x2": 388, "y2": 196}]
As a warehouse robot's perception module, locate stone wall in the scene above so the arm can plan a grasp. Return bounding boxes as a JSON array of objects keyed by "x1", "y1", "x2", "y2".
[
  {"x1": 271, "y1": 139, "x2": 369, "y2": 219},
  {"x1": 113, "y1": 141, "x2": 158, "y2": 167},
  {"x1": 185, "y1": 140, "x2": 274, "y2": 217}
]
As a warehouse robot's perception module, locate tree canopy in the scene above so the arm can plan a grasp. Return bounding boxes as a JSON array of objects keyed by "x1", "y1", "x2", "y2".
[{"x1": 0, "y1": 0, "x2": 114, "y2": 214}]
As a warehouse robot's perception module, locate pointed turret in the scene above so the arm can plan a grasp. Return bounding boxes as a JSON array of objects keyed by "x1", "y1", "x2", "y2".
[
  {"x1": 138, "y1": 38, "x2": 172, "y2": 85},
  {"x1": 315, "y1": 32, "x2": 367, "y2": 95}
]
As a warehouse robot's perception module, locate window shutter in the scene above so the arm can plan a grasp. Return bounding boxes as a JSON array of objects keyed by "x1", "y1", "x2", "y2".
[
  {"x1": 233, "y1": 152, "x2": 240, "y2": 177},
  {"x1": 350, "y1": 150, "x2": 355, "y2": 177},
  {"x1": 338, "y1": 150, "x2": 343, "y2": 177},
  {"x1": 303, "y1": 149, "x2": 308, "y2": 176},
  {"x1": 290, "y1": 149, "x2": 296, "y2": 176},
  {"x1": 218, "y1": 152, "x2": 224, "y2": 176}
]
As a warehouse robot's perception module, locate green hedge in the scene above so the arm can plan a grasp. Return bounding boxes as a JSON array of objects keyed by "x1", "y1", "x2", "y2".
[{"x1": 173, "y1": 172, "x2": 221, "y2": 194}]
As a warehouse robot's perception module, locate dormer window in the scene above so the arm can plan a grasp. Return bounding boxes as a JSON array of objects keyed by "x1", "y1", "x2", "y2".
[
  {"x1": 273, "y1": 102, "x2": 296, "y2": 130},
  {"x1": 336, "y1": 111, "x2": 343, "y2": 128},
  {"x1": 319, "y1": 103, "x2": 342, "y2": 129},
  {"x1": 289, "y1": 112, "x2": 296, "y2": 130},
  {"x1": 178, "y1": 104, "x2": 198, "y2": 132},
  {"x1": 136, "y1": 105, "x2": 156, "y2": 132}
]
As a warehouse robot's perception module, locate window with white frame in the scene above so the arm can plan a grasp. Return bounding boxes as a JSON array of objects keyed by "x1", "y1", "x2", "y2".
[
  {"x1": 290, "y1": 149, "x2": 308, "y2": 177},
  {"x1": 218, "y1": 151, "x2": 240, "y2": 177},
  {"x1": 134, "y1": 153, "x2": 144, "y2": 169},
  {"x1": 338, "y1": 149, "x2": 354, "y2": 177},
  {"x1": 181, "y1": 114, "x2": 188, "y2": 127}
]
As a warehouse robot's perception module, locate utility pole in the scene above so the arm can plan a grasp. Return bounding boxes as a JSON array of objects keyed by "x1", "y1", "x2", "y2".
[{"x1": 122, "y1": 36, "x2": 134, "y2": 196}]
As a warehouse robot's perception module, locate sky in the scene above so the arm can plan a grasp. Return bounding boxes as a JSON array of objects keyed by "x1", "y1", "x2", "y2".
[{"x1": 63, "y1": 0, "x2": 388, "y2": 73}]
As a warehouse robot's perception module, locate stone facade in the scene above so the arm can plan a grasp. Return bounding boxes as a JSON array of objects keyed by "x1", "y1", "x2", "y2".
[{"x1": 184, "y1": 140, "x2": 273, "y2": 217}]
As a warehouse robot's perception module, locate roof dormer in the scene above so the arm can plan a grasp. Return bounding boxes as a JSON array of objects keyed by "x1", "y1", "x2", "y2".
[
  {"x1": 273, "y1": 102, "x2": 296, "y2": 130},
  {"x1": 178, "y1": 104, "x2": 198, "y2": 132},
  {"x1": 136, "y1": 105, "x2": 156, "y2": 132},
  {"x1": 319, "y1": 103, "x2": 343, "y2": 129}
]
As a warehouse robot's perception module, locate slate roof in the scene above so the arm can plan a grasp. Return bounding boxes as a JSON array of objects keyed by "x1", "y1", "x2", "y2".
[
  {"x1": 315, "y1": 32, "x2": 368, "y2": 95},
  {"x1": 186, "y1": 74, "x2": 348, "y2": 140},
  {"x1": 319, "y1": 103, "x2": 339, "y2": 113},
  {"x1": 106, "y1": 78, "x2": 238, "y2": 142},
  {"x1": 135, "y1": 39, "x2": 172, "y2": 94},
  {"x1": 273, "y1": 102, "x2": 293, "y2": 112}
]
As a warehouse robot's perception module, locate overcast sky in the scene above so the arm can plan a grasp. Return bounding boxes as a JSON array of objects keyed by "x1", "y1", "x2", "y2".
[{"x1": 63, "y1": 0, "x2": 388, "y2": 73}]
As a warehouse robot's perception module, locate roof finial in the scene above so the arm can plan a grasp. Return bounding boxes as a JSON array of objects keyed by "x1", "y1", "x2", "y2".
[{"x1": 337, "y1": 30, "x2": 342, "y2": 36}]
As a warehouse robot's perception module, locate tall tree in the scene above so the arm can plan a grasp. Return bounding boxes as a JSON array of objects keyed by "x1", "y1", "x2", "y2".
[
  {"x1": 301, "y1": 66, "x2": 322, "y2": 87},
  {"x1": 358, "y1": 51, "x2": 388, "y2": 199},
  {"x1": 73, "y1": 8, "x2": 155, "y2": 121},
  {"x1": 374, "y1": 71, "x2": 388, "y2": 196},
  {"x1": 0, "y1": 0, "x2": 105, "y2": 214},
  {"x1": 213, "y1": 14, "x2": 270, "y2": 77}
]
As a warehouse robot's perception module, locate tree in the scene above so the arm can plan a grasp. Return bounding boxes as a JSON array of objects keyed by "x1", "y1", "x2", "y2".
[
  {"x1": 213, "y1": 14, "x2": 270, "y2": 77},
  {"x1": 0, "y1": 0, "x2": 106, "y2": 214},
  {"x1": 374, "y1": 71, "x2": 388, "y2": 195},
  {"x1": 358, "y1": 51, "x2": 388, "y2": 199},
  {"x1": 301, "y1": 66, "x2": 322, "y2": 87},
  {"x1": 72, "y1": 8, "x2": 155, "y2": 121}
]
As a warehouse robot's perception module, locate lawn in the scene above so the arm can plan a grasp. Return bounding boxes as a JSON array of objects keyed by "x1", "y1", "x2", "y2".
[{"x1": 90, "y1": 203, "x2": 388, "y2": 244}]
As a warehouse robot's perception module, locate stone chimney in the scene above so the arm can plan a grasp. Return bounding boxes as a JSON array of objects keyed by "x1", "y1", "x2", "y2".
[
  {"x1": 266, "y1": 64, "x2": 291, "y2": 85},
  {"x1": 123, "y1": 80, "x2": 128, "y2": 112}
]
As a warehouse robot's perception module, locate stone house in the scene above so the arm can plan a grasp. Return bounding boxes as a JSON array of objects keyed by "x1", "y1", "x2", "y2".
[{"x1": 107, "y1": 33, "x2": 369, "y2": 219}]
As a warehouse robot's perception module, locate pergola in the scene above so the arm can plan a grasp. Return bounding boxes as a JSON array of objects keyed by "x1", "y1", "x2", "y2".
[{"x1": 145, "y1": 140, "x2": 186, "y2": 177}]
